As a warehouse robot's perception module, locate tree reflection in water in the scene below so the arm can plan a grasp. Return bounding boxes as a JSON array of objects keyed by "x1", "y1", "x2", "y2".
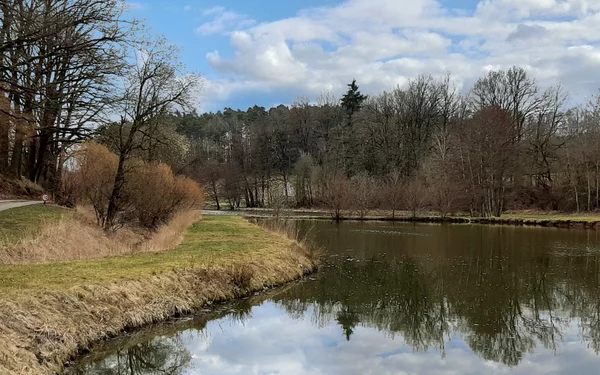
[
  {"x1": 270, "y1": 220, "x2": 600, "y2": 367},
  {"x1": 67, "y1": 304, "x2": 254, "y2": 375},
  {"x1": 69, "y1": 337, "x2": 191, "y2": 375}
]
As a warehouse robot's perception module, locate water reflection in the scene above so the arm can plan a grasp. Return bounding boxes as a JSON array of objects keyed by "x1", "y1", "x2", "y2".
[
  {"x1": 67, "y1": 221, "x2": 600, "y2": 375},
  {"x1": 69, "y1": 338, "x2": 192, "y2": 375}
]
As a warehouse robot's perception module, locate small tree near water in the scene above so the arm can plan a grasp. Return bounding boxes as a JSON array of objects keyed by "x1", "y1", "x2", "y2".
[
  {"x1": 404, "y1": 177, "x2": 428, "y2": 218},
  {"x1": 323, "y1": 174, "x2": 353, "y2": 221}
]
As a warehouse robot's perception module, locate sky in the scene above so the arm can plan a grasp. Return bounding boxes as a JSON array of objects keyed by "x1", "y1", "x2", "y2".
[{"x1": 125, "y1": 0, "x2": 600, "y2": 113}]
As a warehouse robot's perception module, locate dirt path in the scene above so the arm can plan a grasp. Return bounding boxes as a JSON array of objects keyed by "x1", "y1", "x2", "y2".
[{"x1": 0, "y1": 200, "x2": 42, "y2": 212}]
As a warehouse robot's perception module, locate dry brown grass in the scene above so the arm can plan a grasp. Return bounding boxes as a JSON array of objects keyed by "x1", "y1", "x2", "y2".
[
  {"x1": 0, "y1": 207, "x2": 203, "y2": 265},
  {"x1": 0, "y1": 215, "x2": 318, "y2": 375},
  {"x1": 138, "y1": 210, "x2": 203, "y2": 253},
  {"x1": 252, "y1": 218, "x2": 324, "y2": 263}
]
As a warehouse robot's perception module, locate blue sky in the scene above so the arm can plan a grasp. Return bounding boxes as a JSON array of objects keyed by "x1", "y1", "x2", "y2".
[{"x1": 127, "y1": 0, "x2": 600, "y2": 112}]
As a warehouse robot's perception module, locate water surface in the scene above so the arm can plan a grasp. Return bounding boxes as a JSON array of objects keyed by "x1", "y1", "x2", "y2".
[{"x1": 67, "y1": 221, "x2": 600, "y2": 375}]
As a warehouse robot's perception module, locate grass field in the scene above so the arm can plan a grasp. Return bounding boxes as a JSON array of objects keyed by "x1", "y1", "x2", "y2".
[
  {"x1": 0, "y1": 215, "x2": 299, "y2": 296},
  {"x1": 0, "y1": 205, "x2": 68, "y2": 247},
  {"x1": 501, "y1": 213, "x2": 600, "y2": 222}
]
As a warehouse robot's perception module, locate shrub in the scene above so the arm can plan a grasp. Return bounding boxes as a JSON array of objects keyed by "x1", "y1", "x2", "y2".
[
  {"x1": 173, "y1": 175, "x2": 205, "y2": 211},
  {"x1": 126, "y1": 163, "x2": 204, "y2": 229},
  {"x1": 68, "y1": 142, "x2": 204, "y2": 229},
  {"x1": 70, "y1": 143, "x2": 118, "y2": 225},
  {"x1": 322, "y1": 174, "x2": 354, "y2": 221}
]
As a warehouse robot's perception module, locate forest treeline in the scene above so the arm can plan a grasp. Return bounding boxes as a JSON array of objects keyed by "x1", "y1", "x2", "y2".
[
  {"x1": 168, "y1": 72, "x2": 600, "y2": 217},
  {"x1": 1, "y1": 1, "x2": 600, "y2": 219}
]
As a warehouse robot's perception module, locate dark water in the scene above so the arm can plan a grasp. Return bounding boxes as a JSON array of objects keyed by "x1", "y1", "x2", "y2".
[{"x1": 66, "y1": 221, "x2": 600, "y2": 375}]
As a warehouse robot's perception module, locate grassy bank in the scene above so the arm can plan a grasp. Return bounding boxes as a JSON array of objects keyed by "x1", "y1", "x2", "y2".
[
  {"x1": 233, "y1": 208, "x2": 600, "y2": 229},
  {"x1": 0, "y1": 215, "x2": 317, "y2": 375},
  {"x1": 0, "y1": 205, "x2": 67, "y2": 247}
]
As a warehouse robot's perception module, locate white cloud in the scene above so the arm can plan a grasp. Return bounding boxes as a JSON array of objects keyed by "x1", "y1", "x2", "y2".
[
  {"x1": 174, "y1": 302, "x2": 600, "y2": 375},
  {"x1": 203, "y1": 6, "x2": 226, "y2": 16},
  {"x1": 196, "y1": 7, "x2": 256, "y2": 36},
  {"x1": 200, "y1": 0, "x2": 600, "y2": 108}
]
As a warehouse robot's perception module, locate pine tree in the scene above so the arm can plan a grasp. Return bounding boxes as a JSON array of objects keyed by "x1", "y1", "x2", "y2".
[
  {"x1": 338, "y1": 80, "x2": 367, "y2": 175},
  {"x1": 341, "y1": 79, "x2": 367, "y2": 121}
]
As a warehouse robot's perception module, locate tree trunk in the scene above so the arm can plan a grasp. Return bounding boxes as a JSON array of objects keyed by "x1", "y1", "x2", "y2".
[
  {"x1": 587, "y1": 169, "x2": 592, "y2": 212},
  {"x1": 105, "y1": 152, "x2": 127, "y2": 230},
  {"x1": 33, "y1": 132, "x2": 51, "y2": 182},
  {"x1": 596, "y1": 161, "x2": 600, "y2": 209},
  {"x1": 283, "y1": 173, "x2": 289, "y2": 198},
  {"x1": 27, "y1": 138, "x2": 37, "y2": 181},
  {"x1": 0, "y1": 119, "x2": 8, "y2": 173},
  {"x1": 212, "y1": 180, "x2": 220, "y2": 210},
  {"x1": 105, "y1": 118, "x2": 138, "y2": 230},
  {"x1": 10, "y1": 134, "x2": 23, "y2": 176}
]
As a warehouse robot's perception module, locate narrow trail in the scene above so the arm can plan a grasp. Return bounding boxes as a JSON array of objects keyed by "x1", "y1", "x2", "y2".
[{"x1": 0, "y1": 200, "x2": 42, "y2": 212}]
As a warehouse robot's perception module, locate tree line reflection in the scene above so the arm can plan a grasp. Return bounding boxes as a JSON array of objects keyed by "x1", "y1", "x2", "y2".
[
  {"x1": 270, "y1": 221, "x2": 600, "y2": 367},
  {"x1": 66, "y1": 298, "x2": 256, "y2": 375}
]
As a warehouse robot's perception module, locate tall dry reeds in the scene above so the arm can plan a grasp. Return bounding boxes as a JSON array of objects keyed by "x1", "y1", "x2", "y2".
[
  {"x1": 251, "y1": 218, "x2": 324, "y2": 264},
  {"x1": 138, "y1": 210, "x2": 203, "y2": 253}
]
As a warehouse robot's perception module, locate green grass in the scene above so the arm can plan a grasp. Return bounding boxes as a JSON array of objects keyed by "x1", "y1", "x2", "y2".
[
  {"x1": 501, "y1": 213, "x2": 600, "y2": 222},
  {"x1": 0, "y1": 205, "x2": 68, "y2": 247},
  {"x1": 0, "y1": 215, "x2": 290, "y2": 297}
]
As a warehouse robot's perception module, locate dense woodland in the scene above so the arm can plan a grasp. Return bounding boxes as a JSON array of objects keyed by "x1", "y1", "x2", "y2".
[
  {"x1": 2, "y1": 0, "x2": 600, "y2": 218},
  {"x1": 153, "y1": 72, "x2": 600, "y2": 218}
]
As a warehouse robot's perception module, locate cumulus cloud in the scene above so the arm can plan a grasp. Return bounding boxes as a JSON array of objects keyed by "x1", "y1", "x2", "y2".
[
  {"x1": 507, "y1": 24, "x2": 549, "y2": 41},
  {"x1": 200, "y1": 0, "x2": 600, "y2": 109},
  {"x1": 174, "y1": 302, "x2": 600, "y2": 375},
  {"x1": 196, "y1": 7, "x2": 256, "y2": 36}
]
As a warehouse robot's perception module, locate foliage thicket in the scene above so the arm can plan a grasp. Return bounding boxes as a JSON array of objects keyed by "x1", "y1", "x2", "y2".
[{"x1": 68, "y1": 143, "x2": 204, "y2": 229}]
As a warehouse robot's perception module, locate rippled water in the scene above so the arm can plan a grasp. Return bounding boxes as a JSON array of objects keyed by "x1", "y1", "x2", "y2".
[{"x1": 66, "y1": 220, "x2": 600, "y2": 375}]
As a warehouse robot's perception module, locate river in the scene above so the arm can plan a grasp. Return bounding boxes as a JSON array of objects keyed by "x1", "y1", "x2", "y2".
[{"x1": 66, "y1": 220, "x2": 600, "y2": 375}]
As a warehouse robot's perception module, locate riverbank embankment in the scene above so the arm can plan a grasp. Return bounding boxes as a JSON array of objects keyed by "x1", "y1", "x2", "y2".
[
  {"x1": 211, "y1": 208, "x2": 600, "y2": 230},
  {"x1": 0, "y1": 213, "x2": 318, "y2": 375}
]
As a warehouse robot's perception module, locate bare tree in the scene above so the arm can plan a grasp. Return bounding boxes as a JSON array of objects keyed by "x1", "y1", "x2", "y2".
[
  {"x1": 403, "y1": 176, "x2": 428, "y2": 218},
  {"x1": 352, "y1": 173, "x2": 374, "y2": 219},
  {"x1": 197, "y1": 160, "x2": 223, "y2": 210},
  {"x1": 0, "y1": 0, "x2": 132, "y2": 186},
  {"x1": 323, "y1": 174, "x2": 353, "y2": 221},
  {"x1": 524, "y1": 85, "x2": 568, "y2": 209},
  {"x1": 471, "y1": 66, "x2": 541, "y2": 141},
  {"x1": 383, "y1": 170, "x2": 404, "y2": 219},
  {"x1": 103, "y1": 36, "x2": 202, "y2": 230},
  {"x1": 456, "y1": 106, "x2": 518, "y2": 217}
]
